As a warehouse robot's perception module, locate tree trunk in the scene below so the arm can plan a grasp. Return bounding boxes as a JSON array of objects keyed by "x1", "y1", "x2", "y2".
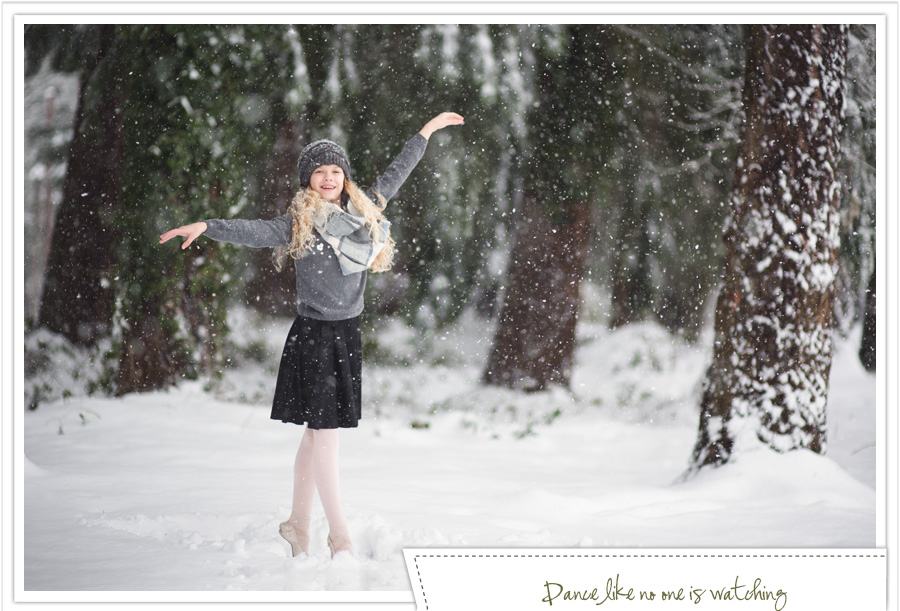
[
  {"x1": 481, "y1": 25, "x2": 603, "y2": 391},
  {"x1": 482, "y1": 197, "x2": 590, "y2": 391},
  {"x1": 295, "y1": 24, "x2": 336, "y2": 143},
  {"x1": 858, "y1": 264, "x2": 876, "y2": 372},
  {"x1": 609, "y1": 176, "x2": 653, "y2": 329},
  {"x1": 115, "y1": 312, "x2": 188, "y2": 395},
  {"x1": 244, "y1": 109, "x2": 303, "y2": 316},
  {"x1": 37, "y1": 25, "x2": 126, "y2": 345},
  {"x1": 690, "y1": 25, "x2": 847, "y2": 470}
]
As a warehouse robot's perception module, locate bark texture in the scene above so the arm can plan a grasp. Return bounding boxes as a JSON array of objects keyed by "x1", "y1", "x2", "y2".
[{"x1": 691, "y1": 25, "x2": 847, "y2": 469}]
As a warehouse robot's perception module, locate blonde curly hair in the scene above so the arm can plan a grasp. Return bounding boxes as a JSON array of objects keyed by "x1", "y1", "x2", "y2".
[{"x1": 273, "y1": 179, "x2": 395, "y2": 273}]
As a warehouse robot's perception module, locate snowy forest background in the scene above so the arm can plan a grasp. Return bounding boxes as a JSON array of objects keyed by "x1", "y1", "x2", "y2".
[{"x1": 22, "y1": 24, "x2": 878, "y2": 591}]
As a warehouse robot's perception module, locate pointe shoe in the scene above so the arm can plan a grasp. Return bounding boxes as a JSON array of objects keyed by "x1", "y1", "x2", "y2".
[
  {"x1": 279, "y1": 521, "x2": 310, "y2": 557},
  {"x1": 327, "y1": 533, "x2": 353, "y2": 558}
]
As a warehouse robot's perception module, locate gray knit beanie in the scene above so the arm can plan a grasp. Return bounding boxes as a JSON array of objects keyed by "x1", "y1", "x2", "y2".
[{"x1": 297, "y1": 139, "x2": 351, "y2": 187}]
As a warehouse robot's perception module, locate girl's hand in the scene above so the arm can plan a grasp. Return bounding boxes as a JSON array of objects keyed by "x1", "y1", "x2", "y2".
[
  {"x1": 419, "y1": 112, "x2": 465, "y2": 139},
  {"x1": 159, "y1": 222, "x2": 208, "y2": 250}
]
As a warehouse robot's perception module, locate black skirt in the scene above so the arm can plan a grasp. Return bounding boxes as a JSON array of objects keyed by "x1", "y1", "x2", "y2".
[{"x1": 271, "y1": 314, "x2": 362, "y2": 429}]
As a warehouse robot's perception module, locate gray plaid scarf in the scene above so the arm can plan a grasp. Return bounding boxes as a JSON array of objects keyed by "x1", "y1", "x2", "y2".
[{"x1": 313, "y1": 200, "x2": 391, "y2": 275}]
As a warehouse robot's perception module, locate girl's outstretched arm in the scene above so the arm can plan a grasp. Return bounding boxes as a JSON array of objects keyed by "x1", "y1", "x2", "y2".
[
  {"x1": 419, "y1": 112, "x2": 465, "y2": 140},
  {"x1": 160, "y1": 216, "x2": 292, "y2": 249},
  {"x1": 159, "y1": 222, "x2": 208, "y2": 249}
]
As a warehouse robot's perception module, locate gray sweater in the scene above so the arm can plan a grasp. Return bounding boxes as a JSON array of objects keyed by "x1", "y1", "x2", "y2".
[{"x1": 203, "y1": 134, "x2": 428, "y2": 320}]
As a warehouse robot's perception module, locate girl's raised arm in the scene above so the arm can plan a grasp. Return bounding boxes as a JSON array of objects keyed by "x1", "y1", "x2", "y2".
[
  {"x1": 418, "y1": 112, "x2": 465, "y2": 140},
  {"x1": 368, "y1": 112, "x2": 463, "y2": 204},
  {"x1": 159, "y1": 222, "x2": 208, "y2": 250}
]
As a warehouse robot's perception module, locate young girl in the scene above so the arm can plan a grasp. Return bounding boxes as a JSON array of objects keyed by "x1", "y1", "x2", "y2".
[{"x1": 159, "y1": 112, "x2": 464, "y2": 558}]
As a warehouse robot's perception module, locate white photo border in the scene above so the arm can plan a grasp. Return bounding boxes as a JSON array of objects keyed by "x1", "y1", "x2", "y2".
[{"x1": 3, "y1": 2, "x2": 896, "y2": 609}]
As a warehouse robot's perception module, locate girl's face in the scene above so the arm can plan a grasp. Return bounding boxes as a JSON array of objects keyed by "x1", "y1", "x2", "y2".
[{"x1": 309, "y1": 165, "x2": 345, "y2": 202}]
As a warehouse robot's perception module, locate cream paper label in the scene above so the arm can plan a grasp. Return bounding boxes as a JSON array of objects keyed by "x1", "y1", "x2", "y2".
[{"x1": 404, "y1": 548, "x2": 885, "y2": 610}]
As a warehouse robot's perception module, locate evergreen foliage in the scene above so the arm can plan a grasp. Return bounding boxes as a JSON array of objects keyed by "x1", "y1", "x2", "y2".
[
  {"x1": 599, "y1": 25, "x2": 743, "y2": 339},
  {"x1": 113, "y1": 25, "x2": 304, "y2": 393},
  {"x1": 24, "y1": 24, "x2": 876, "y2": 400}
]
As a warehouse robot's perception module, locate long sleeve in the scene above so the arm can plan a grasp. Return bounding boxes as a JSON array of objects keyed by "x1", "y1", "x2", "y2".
[
  {"x1": 367, "y1": 133, "x2": 428, "y2": 203},
  {"x1": 202, "y1": 215, "x2": 292, "y2": 248},
  {"x1": 197, "y1": 132, "x2": 429, "y2": 322}
]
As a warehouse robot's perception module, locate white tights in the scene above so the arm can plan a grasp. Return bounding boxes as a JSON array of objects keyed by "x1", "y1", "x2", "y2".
[{"x1": 288, "y1": 427, "x2": 349, "y2": 539}]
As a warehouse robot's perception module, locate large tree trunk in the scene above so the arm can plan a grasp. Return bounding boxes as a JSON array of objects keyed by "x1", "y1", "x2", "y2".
[
  {"x1": 482, "y1": 197, "x2": 590, "y2": 391},
  {"x1": 481, "y1": 26, "x2": 600, "y2": 392},
  {"x1": 690, "y1": 25, "x2": 847, "y2": 470},
  {"x1": 37, "y1": 25, "x2": 126, "y2": 345}
]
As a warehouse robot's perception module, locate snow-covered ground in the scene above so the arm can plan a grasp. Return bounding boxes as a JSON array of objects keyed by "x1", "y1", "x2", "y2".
[{"x1": 22, "y1": 307, "x2": 876, "y2": 592}]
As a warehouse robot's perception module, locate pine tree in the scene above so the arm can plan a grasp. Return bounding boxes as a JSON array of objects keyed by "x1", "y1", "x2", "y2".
[
  {"x1": 840, "y1": 25, "x2": 876, "y2": 363},
  {"x1": 482, "y1": 26, "x2": 608, "y2": 390},
  {"x1": 107, "y1": 25, "x2": 301, "y2": 394},
  {"x1": 35, "y1": 25, "x2": 128, "y2": 345},
  {"x1": 858, "y1": 264, "x2": 875, "y2": 372},
  {"x1": 241, "y1": 25, "x2": 315, "y2": 317},
  {"x1": 24, "y1": 31, "x2": 83, "y2": 326},
  {"x1": 599, "y1": 25, "x2": 743, "y2": 339},
  {"x1": 690, "y1": 25, "x2": 848, "y2": 470}
]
